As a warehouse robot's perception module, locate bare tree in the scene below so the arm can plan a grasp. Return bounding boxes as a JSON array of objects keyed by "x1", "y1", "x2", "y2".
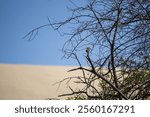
[{"x1": 25, "y1": 0, "x2": 150, "y2": 99}]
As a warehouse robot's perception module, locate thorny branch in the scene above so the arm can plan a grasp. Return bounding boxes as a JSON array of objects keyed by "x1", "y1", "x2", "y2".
[{"x1": 25, "y1": 0, "x2": 150, "y2": 99}]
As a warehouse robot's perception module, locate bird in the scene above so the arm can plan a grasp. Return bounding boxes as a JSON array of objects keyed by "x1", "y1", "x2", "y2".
[{"x1": 86, "y1": 47, "x2": 91, "y2": 55}]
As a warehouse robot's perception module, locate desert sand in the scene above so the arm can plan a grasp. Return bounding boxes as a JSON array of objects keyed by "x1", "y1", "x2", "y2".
[{"x1": 0, "y1": 64, "x2": 83, "y2": 100}]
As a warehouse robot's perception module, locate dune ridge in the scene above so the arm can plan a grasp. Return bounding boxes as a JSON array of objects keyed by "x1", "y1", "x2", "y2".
[{"x1": 0, "y1": 64, "x2": 81, "y2": 100}]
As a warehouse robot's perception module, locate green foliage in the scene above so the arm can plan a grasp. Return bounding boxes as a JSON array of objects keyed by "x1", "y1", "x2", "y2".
[{"x1": 48, "y1": 0, "x2": 150, "y2": 100}]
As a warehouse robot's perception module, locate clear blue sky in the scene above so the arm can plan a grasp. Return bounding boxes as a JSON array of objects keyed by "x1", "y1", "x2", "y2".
[{"x1": 0, "y1": 0, "x2": 87, "y2": 66}]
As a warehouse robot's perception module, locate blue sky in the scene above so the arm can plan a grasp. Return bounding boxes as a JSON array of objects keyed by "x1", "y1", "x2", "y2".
[{"x1": 0, "y1": 0, "x2": 87, "y2": 66}]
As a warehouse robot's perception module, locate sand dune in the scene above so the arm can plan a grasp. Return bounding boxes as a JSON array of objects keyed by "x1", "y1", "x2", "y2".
[{"x1": 0, "y1": 64, "x2": 83, "y2": 100}]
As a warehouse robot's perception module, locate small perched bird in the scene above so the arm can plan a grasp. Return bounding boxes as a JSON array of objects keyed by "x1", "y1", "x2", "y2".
[{"x1": 86, "y1": 47, "x2": 91, "y2": 55}]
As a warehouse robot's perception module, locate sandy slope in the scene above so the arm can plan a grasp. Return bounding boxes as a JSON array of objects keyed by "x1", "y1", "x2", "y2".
[{"x1": 0, "y1": 64, "x2": 82, "y2": 100}]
